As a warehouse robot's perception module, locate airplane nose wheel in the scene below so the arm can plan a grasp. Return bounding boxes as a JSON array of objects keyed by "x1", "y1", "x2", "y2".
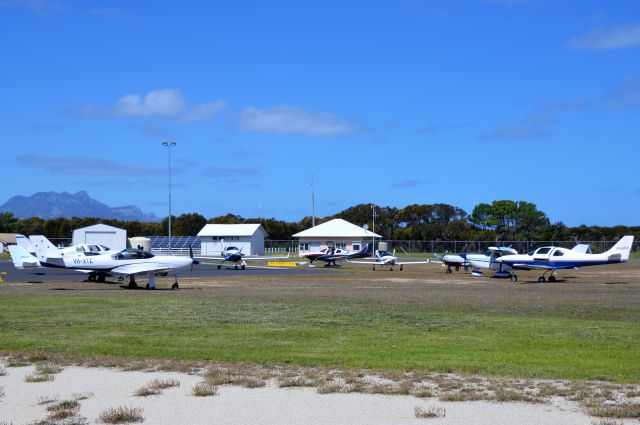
[
  {"x1": 510, "y1": 274, "x2": 518, "y2": 282},
  {"x1": 172, "y1": 282, "x2": 179, "y2": 290}
]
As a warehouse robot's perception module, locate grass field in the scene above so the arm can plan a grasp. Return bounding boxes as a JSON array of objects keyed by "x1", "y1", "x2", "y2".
[{"x1": 1, "y1": 262, "x2": 639, "y2": 383}]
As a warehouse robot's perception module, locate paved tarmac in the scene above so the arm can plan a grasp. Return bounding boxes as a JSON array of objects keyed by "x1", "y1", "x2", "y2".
[{"x1": 0, "y1": 259, "x2": 325, "y2": 283}]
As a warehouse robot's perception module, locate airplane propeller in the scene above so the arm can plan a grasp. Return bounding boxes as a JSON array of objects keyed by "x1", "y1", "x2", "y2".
[{"x1": 189, "y1": 245, "x2": 199, "y2": 281}]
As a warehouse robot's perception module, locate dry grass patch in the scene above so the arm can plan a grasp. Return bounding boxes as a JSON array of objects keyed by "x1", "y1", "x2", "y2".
[
  {"x1": 192, "y1": 383, "x2": 218, "y2": 397},
  {"x1": 278, "y1": 376, "x2": 319, "y2": 388},
  {"x1": 411, "y1": 386, "x2": 435, "y2": 398},
  {"x1": 414, "y1": 405, "x2": 446, "y2": 419},
  {"x1": 587, "y1": 402, "x2": 640, "y2": 419},
  {"x1": 6, "y1": 355, "x2": 32, "y2": 367},
  {"x1": 204, "y1": 365, "x2": 267, "y2": 388},
  {"x1": 46, "y1": 399, "x2": 79, "y2": 420},
  {"x1": 25, "y1": 372, "x2": 53, "y2": 383},
  {"x1": 98, "y1": 406, "x2": 144, "y2": 424},
  {"x1": 0, "y1": 364, "x2": 6, "y2": 376},
  {"x1": 317, "y1": 381, "x2": 346, "y2": 394},
  {"x1": 134, "y1": 378, "x2": 180, "y2": 397}
]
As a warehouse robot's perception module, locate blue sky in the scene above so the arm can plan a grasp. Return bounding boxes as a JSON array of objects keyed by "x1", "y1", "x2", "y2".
[{"x1": 2, "y1": 0, "x2": 639, "y2": 226}]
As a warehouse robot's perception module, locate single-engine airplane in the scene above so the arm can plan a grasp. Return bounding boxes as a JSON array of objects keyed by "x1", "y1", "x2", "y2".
[
  {"x1": 8, "y1": 234, "x2": 113, "y2": 269},
  {"x1": 428, "y1": 252, "x2": 470, "y2": 273},
  {"x1": 196, "y1": 240, "x2": 290, "y2": 270},
  {"x1": 496, "y1": 236, "x2": 634, "y2": 282},
  {"x1": 348, "y1": 249, "x2": 429, "y2": 271},
  {"x1": 29, "y1": 235, "x2": 197, "y2": 289},
  {"x1": 312, "y1": 242, "x2": 373, "y2": 267}
]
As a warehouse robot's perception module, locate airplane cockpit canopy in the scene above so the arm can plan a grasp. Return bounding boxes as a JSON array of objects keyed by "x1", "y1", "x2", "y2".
[
  {"x1": 226, "y1": 246, "x2": 240, "y2": 252},
  {"x1": 529, "y1": 247, "x2": 552, "y2": 256},
  {"x1": 112, "y1": 249, "x2": 155, "y2": 261}
]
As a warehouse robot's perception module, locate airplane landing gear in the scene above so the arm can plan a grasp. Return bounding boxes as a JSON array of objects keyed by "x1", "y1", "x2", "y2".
[
  {"x1": 172, "y1": 282, "x2": 179, "y2": 290},
  {"x1": 511, "y1": 274, "x2": 518, "y2": 282},
  {"x1": 538, "y1": 270, "x2": 556, "y2": 283},
  {"x1": 447, "y1": 266, "x2": 452, "y2": 273},
  {"x1": 96, "y1": 272, "x2": 106, "y2": 283},
  {"x1": 400, "y1": 265, "x2": 403, "y2": 271},
  {"x1": 128, "y1": 276, "x2": 137, "y2": 289},
  {"x1": 217, "y1": 264, "x2": 222, "y2": 270},
  {"x1": 471, "y1": 269, "x2": 483, "y2": 277}
]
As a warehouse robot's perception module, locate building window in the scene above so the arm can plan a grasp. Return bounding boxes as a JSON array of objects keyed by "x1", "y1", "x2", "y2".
[
  {"x1": 335, "y1": 242, "x2": 346, "y2": 250},
  {"x1": 352, "y1": 243, "x2": 361, "y2": 251},
  {"x1": 299, "y1": 243, "x2": 309, "y2": 251}
]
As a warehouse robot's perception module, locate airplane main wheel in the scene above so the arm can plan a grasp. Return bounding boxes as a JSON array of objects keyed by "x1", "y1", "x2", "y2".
[
  {"x1": 241, "y1": 265, "x2": 246, "y2": 270},
  {"x1": 538, "y1": 276, "x2": 546, "y2": 283},
  {"x1": 511, "y1": 275, "x2": 518, "y2": 282},
  {"x1": 372, "y1": 266, "x2": 375, "y2": 271},
  {"x1": 447, "y1": 268, "x2": 452, "y2": 274},
  {"x1": 97, "y1": 273, "x2": 106, "y2": 283},
  {"x1": 172, "y1": 282, "x2": 179, "y2": 290},
  {"x1": 548, "y1": 276, "x2": 556, "y2": 282},
  {"x1": 400, "y1": 265, "x2": 403, "y2": 271},
  {"x1": 217, "y1": 265, "x2": 221, "y2": 270}
]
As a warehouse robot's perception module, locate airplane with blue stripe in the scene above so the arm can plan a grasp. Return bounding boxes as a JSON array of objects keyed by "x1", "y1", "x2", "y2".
[{"x1": 496, "y1": 236, "x2": 634, "y2": 283}]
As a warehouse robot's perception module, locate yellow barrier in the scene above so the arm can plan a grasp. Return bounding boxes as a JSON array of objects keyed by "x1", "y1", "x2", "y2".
[
  {"x1": 267, "y1": 261, "x2": 298, "y2": 268},
  {"x1": 0, "y1": 272, "x2": 6, "y2": 283}
]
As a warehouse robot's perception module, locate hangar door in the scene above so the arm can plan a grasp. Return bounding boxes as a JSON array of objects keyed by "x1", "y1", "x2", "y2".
[{"x1": 83, "y1": 231, "x2": 117, "y2": 249}]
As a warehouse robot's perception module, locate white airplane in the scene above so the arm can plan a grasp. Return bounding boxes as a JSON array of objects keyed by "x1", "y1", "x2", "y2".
[
  {"x1": 8, "y1": 234, "x2": 113, "y2": 269},
  {"x1": 464, "y1": 246, "x2": 519, "y2": 277},
  {"x1": 465, "y1": 244, "x2": 593, "y2": 278},
  {"x1": 29, "y1": 235, "x2": 197, "y2": 289},
  {"x1": 348, "y1": 249, "x2": 429, "y2": 271},
  {"x1": 428, "y1": 252, "x2": 470, "y2": 273},
  {"x1": 496, "y1": 236, "x2": 634, "y2": 283},
  {"x1": 197, "y1": 239, "x2": 290, "y2": 270}
]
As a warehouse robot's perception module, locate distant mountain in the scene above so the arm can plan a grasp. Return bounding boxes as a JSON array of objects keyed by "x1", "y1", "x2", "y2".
[{"x1": 0, "y1": 191, "x2": 159, "y2": 222}]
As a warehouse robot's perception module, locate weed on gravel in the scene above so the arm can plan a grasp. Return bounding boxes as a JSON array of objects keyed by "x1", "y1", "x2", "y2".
[
  {"x1": 98, "y1": 406, "x2": 144, "y2": 424},
  {"x1": 415, "y1": 405, "x2": 446, "y2": 418}
]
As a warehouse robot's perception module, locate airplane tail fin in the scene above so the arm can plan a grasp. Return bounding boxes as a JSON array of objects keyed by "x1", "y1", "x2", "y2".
[
  {"x1": 8, "y1": 244, "x2": 40, "y2": 268},
  {"x1": 604, "y1": 236, "x2": 635, "y2": 262},
  {"x1": 15, "y1": 234, "x2": 36, "y2": 254},
  {"x1": 29, "y1": 235, "x2": 63, "y2": 263}
]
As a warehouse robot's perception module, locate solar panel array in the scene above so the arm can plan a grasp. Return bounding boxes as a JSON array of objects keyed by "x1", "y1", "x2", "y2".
[{"x1": 149, "y1": 236, "x2": 201, "y2": 249}]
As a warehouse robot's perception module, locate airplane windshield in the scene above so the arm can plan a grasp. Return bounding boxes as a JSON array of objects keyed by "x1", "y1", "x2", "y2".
[
  {"x1": 534, "y1": 247, "x2": 552, "y2": 255},
  {"x1": 112, "y1": 249, "x2": 155, "y2": 260}
]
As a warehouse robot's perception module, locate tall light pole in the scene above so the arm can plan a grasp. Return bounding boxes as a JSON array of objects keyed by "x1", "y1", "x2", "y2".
[{"x1": 162, "y1": 141, "x2": 176, "y2": 255}]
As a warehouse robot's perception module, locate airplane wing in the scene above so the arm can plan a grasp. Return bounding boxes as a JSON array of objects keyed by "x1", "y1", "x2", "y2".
[
  {"x1": 397, "y1": 260, "x2": 430, "y2": 265},
  {"x1": 242, "y1": 253, "x2": 291, "y2": 261},
  {"x1": 110, "y1": 263, "x2": 176, "y2": 275},
  {"x1": 346, "y1": 259, "x2": 383, "y2": 265},
  {"x1": 511, "y1": 263, "x2": 555, "y2": 270}
]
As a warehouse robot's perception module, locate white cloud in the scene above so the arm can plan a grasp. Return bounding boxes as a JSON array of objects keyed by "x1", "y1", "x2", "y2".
[
  {"x1": 601, "y1": 78, "x2": 640, "y2": 108},
  {"x1": 480, "y1": 113, "x2": 555, "y2": 141},
  {"x1": 179, "y1": 100, "x2": 227, "y2": 122},
  {"x1": 113, "y1": 89, "x2": 186, "y2": 117},
  {"x1": 110, "y1": 89, "x2": 226, "y2": 122},
  {"x1": 237, "y1": 106, "x2": 359, "y2": 136},
  {"x1": 17, "y1": 155, "x2": 162, "y2": 176},
  {"x1": 569, "y1": 24, "x2": 640, "y2": 50}
]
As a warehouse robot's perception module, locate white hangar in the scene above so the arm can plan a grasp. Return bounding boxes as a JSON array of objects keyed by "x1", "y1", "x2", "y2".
[
  {"x1": 197, "y1": 223, "x2": 267, "y2": 256},
  {"x1": 72, "y1": 223, "x2": 127, "y2": 251},
  {"x1": 293, "y1": 218, "x2": 381, "y2": 254}
]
